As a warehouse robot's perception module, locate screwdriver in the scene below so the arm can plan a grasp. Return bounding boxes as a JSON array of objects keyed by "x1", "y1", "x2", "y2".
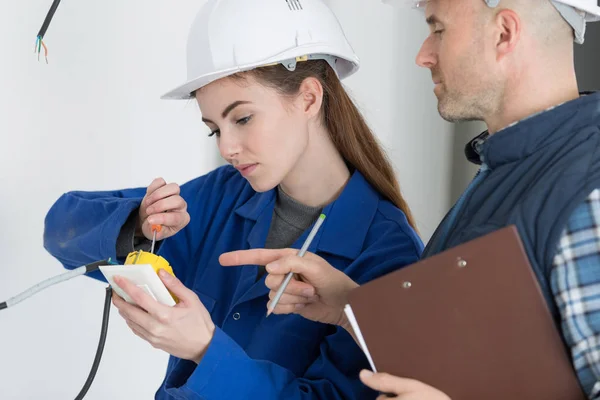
[{"x1": 151, "y1": 224, "x2": 162, "y2": 254}]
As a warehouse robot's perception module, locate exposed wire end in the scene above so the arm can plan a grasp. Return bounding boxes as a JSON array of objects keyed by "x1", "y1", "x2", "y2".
[
  {"x1": 34, "y1": 36, "x2": 41, "y2": 53},
  {"x1": 40, "y1": 40, "x2": 49, "y2": 64},
  {"x1": 35, "y1": 0, "x2": 62, "y2": 64},
  {"x1": 34, "y1": 36, "x2": 48, "y2": 64}
]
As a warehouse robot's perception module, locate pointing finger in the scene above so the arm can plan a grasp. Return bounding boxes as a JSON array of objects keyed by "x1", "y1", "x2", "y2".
[{"x1": 219, "y1": 248, "x2": 297, "y2": 267}]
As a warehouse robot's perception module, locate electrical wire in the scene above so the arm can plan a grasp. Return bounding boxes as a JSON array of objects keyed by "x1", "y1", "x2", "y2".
[
  {"x1": 4, "y1": 266, "x2": 84, "y2": 307},
  {"x1": 74, "y1": 286, "x2": 112, "y2": 400},
  {"x1": 34, "y1": 37, "x2": 49, "y2": 64},
  {"x1": 37, "y1": 0, "x2": 62, "y2": 38},
  {"x1": 35, "y1": 0, "x2": 62, "y2": 63},
  {"x1": 1, "y1": 260, "x2": 114, "y2": 399},
  {"x1": 0, "y1": 260, "x2": 108, "y2": 310}
]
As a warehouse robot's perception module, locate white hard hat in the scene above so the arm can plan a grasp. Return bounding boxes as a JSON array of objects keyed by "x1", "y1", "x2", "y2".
[
  {"x1": 161, "y1": 0, "x2": 360, "y2": 100},
  {"x1": 384, "y1": 0, "x2": 600, "y2": 43}
]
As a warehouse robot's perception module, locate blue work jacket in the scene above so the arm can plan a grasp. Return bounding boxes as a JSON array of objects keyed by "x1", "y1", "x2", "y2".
[{"x1": 43, "y1": 165, "x2": 423, "y2": 399}]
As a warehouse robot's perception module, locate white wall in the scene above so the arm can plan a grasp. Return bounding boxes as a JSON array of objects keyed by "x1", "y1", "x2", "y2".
[
  {"x1": 0, "y1": 1, "x2": 452, "y2": 399},
  {"x1": 326, "y1": 0, "x2": 454, "y2": 239},
  {"x1": 0, "y1": 1, "x2": 218, "y2": 399}
]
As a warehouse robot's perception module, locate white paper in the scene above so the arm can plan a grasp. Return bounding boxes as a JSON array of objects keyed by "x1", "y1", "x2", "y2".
[{"x1": 344, "y1": 304, "x2": 377, "y2": 372}]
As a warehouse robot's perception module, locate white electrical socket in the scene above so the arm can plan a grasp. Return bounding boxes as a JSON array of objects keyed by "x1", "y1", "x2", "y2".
[{"x1": 98, "y1": 264, "x2": 177, "y2": 307}]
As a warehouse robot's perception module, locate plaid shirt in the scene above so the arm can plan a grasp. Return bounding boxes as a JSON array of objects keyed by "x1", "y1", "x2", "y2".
[{"x1": 552, "y1": 188, "x2": 600, "y2": 398}]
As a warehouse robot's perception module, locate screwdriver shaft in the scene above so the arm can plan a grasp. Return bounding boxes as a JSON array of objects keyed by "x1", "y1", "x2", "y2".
[{"x1": 151, "y1": 230, "x2": 157, "y2": 254}]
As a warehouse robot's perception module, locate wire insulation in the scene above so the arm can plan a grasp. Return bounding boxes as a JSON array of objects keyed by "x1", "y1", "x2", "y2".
[
  {"x1": 0, "y1": 262, "x2": 114, "y2": 399},
  {"x1": 35, "y1": 0, "x2": 62, "y2": 63},
  {"x1": 4, "y1": 266, "x2": 86, "y2": 308},
  {"x1": 0, "y1": 260, "x2": 108, "y2": 310},
  {"x1": 37, "y1": 0, "x2": 62, "y2": 39},
  {"x1": 74, "y1": 286, "x2": 112, "y2": 400}
]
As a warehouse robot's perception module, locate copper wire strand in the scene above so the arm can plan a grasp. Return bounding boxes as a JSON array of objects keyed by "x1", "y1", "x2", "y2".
[
  {"x1": 34, "y1": 37, "x2": 49, "y2": 63},
  {"x1": 40, "y1": 40, "x2": 48, "y2": 63}
]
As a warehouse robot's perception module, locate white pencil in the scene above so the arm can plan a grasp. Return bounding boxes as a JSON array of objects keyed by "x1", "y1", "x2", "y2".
[{"x1": 267, "y1": 213, "x2": 326, "y2": 317}]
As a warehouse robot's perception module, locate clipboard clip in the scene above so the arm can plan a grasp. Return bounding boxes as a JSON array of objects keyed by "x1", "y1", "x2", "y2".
[{"x1": 402, "y1": 258, "x2": 468, "y2": 289}]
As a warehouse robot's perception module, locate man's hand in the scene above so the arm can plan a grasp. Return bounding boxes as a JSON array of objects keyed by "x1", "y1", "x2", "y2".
[
  {"x1": 360, "y1": 370, "x2": 451, "y2": 400},
  {"x1": 219, "y1": 248, "x2": 359, "y2": 326}
]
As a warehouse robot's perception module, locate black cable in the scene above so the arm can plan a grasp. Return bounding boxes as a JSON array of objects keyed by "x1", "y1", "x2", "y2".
[
  {"x1": 37, "y1": 0, "x2": 62, "y2": 39},
  {"x1": 85, "y1": 260, "x2": 110, "y2": 274},
  {"x1": 0, "y1": 260, "x2": 114, "y2": 398},
  {"x1": 74, "y1": 286, "x2": 112, "y2": 400}
]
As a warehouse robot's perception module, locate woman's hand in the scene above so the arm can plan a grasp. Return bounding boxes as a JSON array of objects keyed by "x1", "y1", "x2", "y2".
[
  {"x1": 111, "y1": 269, "x2": 214, "y2": 363},
  {"x1": 137, "y1": 178, "x2": 190, "y2": 241}
]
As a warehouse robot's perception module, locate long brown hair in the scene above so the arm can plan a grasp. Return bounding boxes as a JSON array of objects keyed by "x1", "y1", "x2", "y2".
[{"x1": 232, "y1": 60, "x2": 417, "y2": 231}]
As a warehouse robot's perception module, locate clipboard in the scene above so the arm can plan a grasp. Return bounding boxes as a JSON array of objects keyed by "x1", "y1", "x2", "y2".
[{"x1": 347, "y1": 225, "x2": 586, "y2": 399}]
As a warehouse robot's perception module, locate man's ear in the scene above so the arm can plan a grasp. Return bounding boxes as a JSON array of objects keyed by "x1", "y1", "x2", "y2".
[{"x1": 494, "y1": 9, "x2": 521, "y2": 61}]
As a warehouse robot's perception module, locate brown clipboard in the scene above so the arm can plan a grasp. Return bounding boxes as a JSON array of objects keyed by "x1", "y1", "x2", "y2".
[{"x1": 348, "y1": 225, "x2": 586, "y2": 399}]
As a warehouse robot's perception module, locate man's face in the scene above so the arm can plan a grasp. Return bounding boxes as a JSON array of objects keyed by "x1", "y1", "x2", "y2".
[{"x1": 415, "y1": 0, "x2": 501, "y2": 122}]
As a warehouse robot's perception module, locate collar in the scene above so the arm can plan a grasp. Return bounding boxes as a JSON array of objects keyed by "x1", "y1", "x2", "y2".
[
  {"x1": 465, "y1": 91, "x2": 600, "y2": 168},
  {"x1": 234, "y1": 169, "x2": 380, "y2": 260},
  {"x1": 234, "y1": 186, "x2": 275, "y2": 222}
]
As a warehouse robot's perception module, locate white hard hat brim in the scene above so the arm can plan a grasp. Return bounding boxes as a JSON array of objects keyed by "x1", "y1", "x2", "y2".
[
  {"x1": 383, "y1": 0, "x2": 600, "y2": 19},
  {"x1": 161, "y1": 45, "x2": 360, "y2": 100},
  {"x1": 555, "y1": 0, "x2": 600, "y2": 21},
  {"x1": 160, "y1": 66, "x2": 253, "y2": 101}
]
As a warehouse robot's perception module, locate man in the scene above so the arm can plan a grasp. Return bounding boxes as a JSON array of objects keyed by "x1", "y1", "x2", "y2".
[{"x1": 220, "y1": 0, "x2": 600, "y2": 398}]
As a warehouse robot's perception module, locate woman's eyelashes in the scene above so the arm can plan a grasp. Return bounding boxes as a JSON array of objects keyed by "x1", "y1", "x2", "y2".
[
  {"x1": 208, "y1": 129, "x2": 220, "y2": 138},
  {"x1": 207, "y1": 115, "x2": 253, "y2": 138},
  {"x1": 236, "y1": 115, "x2": 253, "y2": 126}
]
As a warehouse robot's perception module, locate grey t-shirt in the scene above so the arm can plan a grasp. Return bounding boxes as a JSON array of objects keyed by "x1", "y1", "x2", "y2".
[{"x1": 259, "y1": 186, "x2": 322, "y2": 278}]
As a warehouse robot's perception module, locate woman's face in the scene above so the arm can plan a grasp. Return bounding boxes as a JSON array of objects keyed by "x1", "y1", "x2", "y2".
[{"x1": 196, "y1": 75, "x2": 310, "y2": 192}]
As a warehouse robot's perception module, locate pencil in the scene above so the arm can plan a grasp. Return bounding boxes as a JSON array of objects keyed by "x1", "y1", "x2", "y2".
[{"x1": 267, "y1": 213, "x2": 326, "y2": 317}]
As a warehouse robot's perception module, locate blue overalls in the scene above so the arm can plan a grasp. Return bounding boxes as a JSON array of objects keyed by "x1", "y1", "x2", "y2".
[{"x1": 43, "y1": 165, "x2": 423, "y2": 399}]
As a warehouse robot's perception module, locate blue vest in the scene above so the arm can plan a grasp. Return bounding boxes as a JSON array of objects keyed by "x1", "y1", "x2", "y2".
[{"x1": 423, "y1": 91, "x2": 600, "y2": 321}]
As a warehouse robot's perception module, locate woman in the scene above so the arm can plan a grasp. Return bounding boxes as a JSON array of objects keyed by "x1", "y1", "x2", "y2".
[{"x1": 42, "y1": 0, "x2": 423, "y2": 398}]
